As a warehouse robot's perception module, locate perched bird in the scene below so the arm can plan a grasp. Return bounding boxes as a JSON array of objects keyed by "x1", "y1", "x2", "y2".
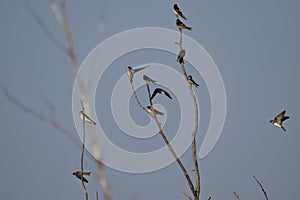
[
  {"x1": 176, "y1": 19, "x2": 192, "y2": 31},
  {"x1": 146, "y1": 106, "x2": 164, "y2": 116},
  {"x1": 127, "y1": 65, "x2": 150, "y2": 82},
  {"x1": 269, "y1": 110, "x2": 290, "y2": 132},
  {"x1": 143, "y1": 75, "x2": 157, "y2": 84},
  {"x1": 177, "y1": 49, "x2": 186, "y2": 64},
  {"x1": 151, "y1": 88, "x2": 172, "y2": 100},
  {"x1": 187, "y1": 75, "x2": 199, "y2": 88},
  {"x1": 72, "y1": 171, "x2": 91, "y2": 183},
  {"x1": 173, "y1": 4, "x2": 187, "y2": 20},
  {"x1": 79, "y1": 111, "x2": 96, "y2": 125}
]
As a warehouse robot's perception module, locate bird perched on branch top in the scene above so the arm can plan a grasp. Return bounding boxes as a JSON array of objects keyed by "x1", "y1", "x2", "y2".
[
  {"x1": 127, "y1": 65, "x2": 150, "y2": 83},
  {"x1": 79, "y1": 111, "x2": 96, "y2": 125},
  {"x1": 143, "y1": 75, "x2": 157, "y2": 84},
  {"x1": 173, "y1": 4, "x2": 187, "y2": 20},
  {"x1": 72, "y1": 171, "x2": 91, "y2": 183},
  {"x1": 177, "y1": 49, "x2": 186, "y2": 64},
  {"x1": 176, "y1": 19, "x2": 192, "y2": 31},
  {"x1": 187, "y1": 75, "x2": 199, "y2": 88},
  {"x1": 151, "y1": 88, "x2": 172, "y2": 100},
  {"x1": 146, "y1": 106, "x2": 164, "y2": 116},
  {"x1": 269, "y1": 110, "x2": 290, "y2": 132}
]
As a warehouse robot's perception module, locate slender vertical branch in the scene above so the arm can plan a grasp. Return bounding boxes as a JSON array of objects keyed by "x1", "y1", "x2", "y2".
[
  {"x1": 177, "y1": 26, "x2": 200, "y2": 199},
  {"x1": 80, "y1": 104, "x2": 88, "y2": 200},
  {"x1": 253, "y1": 176, "x2": 269, "y2": 200},
  {"x1": 48, "y1": 2, "x2": 111, "y2": 199}
]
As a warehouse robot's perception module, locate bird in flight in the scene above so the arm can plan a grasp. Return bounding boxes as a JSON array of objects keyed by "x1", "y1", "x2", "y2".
[
  {"x1": 79, "y1": 111, "x2": 96, "y2": 125},
  {"x1": 151, "y1": 88, "x2": 172, "y2": 100},
  {"x1": 127, "y1": 65, "x2": 150, "y2": 83},
  {"x1": 269, "y1": 110, "x2": 290, "y2": 132},
  {"x1": 146, "y1": 106, "x2": 164, "y2": 116},
  {"x1": 143, "y1": 75, "x2": 157, "y2": 84},
  {"x1": 173, "y1": 4, "x2": 187, "y2": 20},
  {"x1": 187, "y1": 75, "x2": 199, "y2": 88},
  {"x1": 72, "y1": 171, "x2": 91, "y2": 183},
  {"x1": 176, "y1": 19, "x2": 192, "y2": 31},
  {"x1": 177, "y1": 49, "x2": 186, "y2": 64}
]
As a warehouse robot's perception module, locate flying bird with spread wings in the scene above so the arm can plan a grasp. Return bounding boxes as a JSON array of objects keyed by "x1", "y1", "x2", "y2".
[{"x1": 269, "y1": 110, "x2": 290, "y2": 132}]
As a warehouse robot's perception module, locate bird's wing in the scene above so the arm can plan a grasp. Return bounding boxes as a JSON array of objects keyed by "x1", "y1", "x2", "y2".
[
  {"x1": 154, "y1": 109, "x2": 164, "y2": 116},
  {"x1": 134, "y1": 65, "x2": 150, "y2": 73},
  {"x1": 164, "y1": 91, "x2": 172, "y2": 99},
  {"x1": 282, "y1": 116, "x2": 290, "y2": 122},
  {"x1": 276, "y1": 110, "x2": 286, "y2": 121},
  {"x1": 151, "y1": 89, "x2": 159, "y2": 100}
]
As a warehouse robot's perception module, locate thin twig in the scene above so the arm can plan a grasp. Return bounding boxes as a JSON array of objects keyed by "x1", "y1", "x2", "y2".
[
  {"x1": 80, "y1": 104, "x2": 88, "y2": 200},
  {"x1": 25, "y1": 0, "x2": 66, "y2": 53},
  {"x1": 233, "y1": 192, "x2": 241, "y2": 200},
  {"x1": 180, "y1": 189, "x2": 193, "y2": 200},
  {"x1": 253, "y1": 176, "x2": 269, "y2": 200},
  {"x1": 177, "y1": 26, "x2": 200, "y2": 199}
]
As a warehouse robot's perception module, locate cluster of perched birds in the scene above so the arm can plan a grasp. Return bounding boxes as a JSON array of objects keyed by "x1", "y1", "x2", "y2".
[{"x1": 73, "y1": 3, "x2": 290, "y2": 184}]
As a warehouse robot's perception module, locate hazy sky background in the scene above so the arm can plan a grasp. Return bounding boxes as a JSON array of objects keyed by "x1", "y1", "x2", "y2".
[{"x1": 0, "y1": 0, "x2": 299, "y2": 199}]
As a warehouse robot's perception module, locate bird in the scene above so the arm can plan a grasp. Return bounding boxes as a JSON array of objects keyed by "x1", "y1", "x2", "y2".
[
  {"x1": 143, "y1": 75, "x2": 157, "y2": 84},
  {"x1": 79, "y1": 111, "x2": 96, "y2": 125},
  {"x1": 187, "y1": 75, "x2": 199, "y2": 88},
  {"x1": 176, "y1": 19, "x2": 192, "y2": 31},
  {"x1": 177, "y1": 49, "x2": 186, "y2": 64},
  {"x1": 72, "y1": 171, "x2": 91, "y2": 183},
  {"x1": 173, "y1": 4, "x2": 187, "y2": 20},
  {"x1": 146, "y1": 106, "x2": 164, "y2": 116},
  {"x1": 269, "y1": 110, "x2": 290, "y2": 131},
  {"x1": 151, "y1": 88, "x2": 172, "y2": 100},
  {"x1": 126, "y1": 65, "x2": 150, "y2": 82}
]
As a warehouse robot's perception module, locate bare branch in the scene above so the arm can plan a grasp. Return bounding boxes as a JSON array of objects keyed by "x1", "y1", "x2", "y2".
[
  {"x1": 177, "y1": 24, "x2": 200, "y2": 199},
  {"x1": 253, "y1": 176, "x2": 269, "y2": 200},
  {"x1": 180, "y1": 189, "x2": 193, "y2": 200},
  {"x1": 25, "y1": 0, "x2": 66, "y2": 53},
  {"x1": 80, "y1": 108, "x2": 88, "y2": 200},
  {"x1": 233, "y1": 192, "x2": 241, "y2": 200},
  {"x1": 129, "y1": 77, "x2": 196, "y2": 197}
]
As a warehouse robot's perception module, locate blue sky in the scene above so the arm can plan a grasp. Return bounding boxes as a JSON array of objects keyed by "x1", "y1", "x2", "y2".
[{"x1": 0, "y1": 0, "x2": 299, "y2": 199}]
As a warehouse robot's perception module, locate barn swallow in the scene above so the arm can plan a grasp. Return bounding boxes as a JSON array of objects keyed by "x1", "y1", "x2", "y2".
[
  {"x1": 151, "y1": 88, "x2": 172, "y2": 100},
  {"x1": 127, "y1": 65, "x2": 150, "y2": 82},
  {"x1": 72, "y1": 171, "x2": 91, "y2": 183},
  {"x1": 79, "y1": 111, "x2": 96, "y2": 125},
  {"x1": 143, "y1": 75, "x2": 157, "y2": 84},
  {"x1": 187, "y1": 75, "x2": 199, "y2": 88},
  {"x1": 269, "y1": 110, "x2": 290, "y2": 132},
  {"x1": 177, "y1": 49, "x2": 186, "y2": 64},
  {"x1": 173, "y1": 4, "x2": 187, "y2": 20},
  {"x1": 146, "y1": 106, "x2": 164, "y2": 116},
  {"x1": 176, "y1": 19, "x2": 192, "y2": 31}
]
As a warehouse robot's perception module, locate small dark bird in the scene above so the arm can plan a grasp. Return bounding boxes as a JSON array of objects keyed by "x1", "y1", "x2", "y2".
[
  {"x1": 79, "y1": 111, "x2": 96, "y2": 125},
  {"x1": 151, "y1": 88, "x2": 172, "y2": 100},
  {"x1": 176, "y1": 19, "x2": 192, "y2": 31},
  {"x1": 173, "y1": 4, "x2": 187, "y2": 20},
  {"x1": 177, "y1": 49, "x2": 186, "y2": 64},
  {"x1": 269, "y1": 110, "x2": 290, "y2": 131},
  {"x1": 143, "y1": 75, "x2": 157, "y2": 84},
  {"x1": 187, "y1": 75, "x2": 199, "y2": 88},
  {"x1": 127, "y1": 65, "x2": 150, "y2": 82},
  {"x1": 146, "y1": 106, "x2": 164, "y2": 116},
  {"x1": 72, "y1": 171, "x2": 91, "y2": 183}
]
